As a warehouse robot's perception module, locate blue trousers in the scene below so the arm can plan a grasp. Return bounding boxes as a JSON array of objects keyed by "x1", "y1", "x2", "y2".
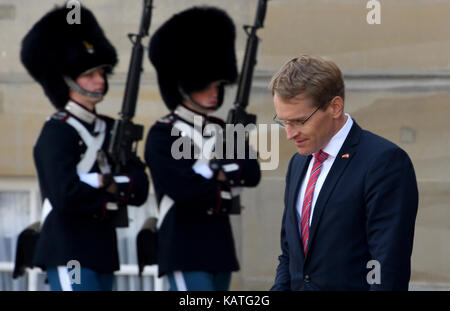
[
  {"x1": 46, "y1": 266, "x2": 114, "y2": 291},
  {"x1": 167, "y1": 271, "x2": 231, "y2": 291}
]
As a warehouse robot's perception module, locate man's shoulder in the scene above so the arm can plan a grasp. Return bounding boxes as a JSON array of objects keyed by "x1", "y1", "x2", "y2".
[
  {"x1": 49, "y1": 110, "x2": 70, "y2": 122},
  {"x1": 356, "y1": 127, "x2": 413, "y2": 167},
  {"x1": 35, "y1": 114, "x2": 79, "y2": 152},
  {"x1": 156, "y1": 113, "x2": 178, "y2": 126},
  {"x1": 42, "y1": 111, "x2": 76, "y2": 134},
  {"x1": 37, "y1": 111, "x2": 78, "y2": 144},
  {"x1": 359, "y1": 128, "x2": 402, "y2": 153},
  {"x1": 146, "y1": 113, "x2": 179, "y2": 143}
]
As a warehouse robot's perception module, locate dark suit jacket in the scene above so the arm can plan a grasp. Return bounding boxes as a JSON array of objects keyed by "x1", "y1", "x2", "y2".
[{"x1": 271, "y1": 122, "x2": 418, "y2": 291}]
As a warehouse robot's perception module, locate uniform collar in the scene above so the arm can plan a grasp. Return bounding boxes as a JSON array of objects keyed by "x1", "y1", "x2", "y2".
[
  {"x1": 64, "y1": 100, "x2": 96, "y2": 125},
  {"x1": 173, "y1": 105, "x2": 206, "y2": 126}
]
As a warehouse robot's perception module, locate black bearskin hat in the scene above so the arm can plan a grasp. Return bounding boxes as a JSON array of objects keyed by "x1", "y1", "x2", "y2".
[
  {"x1": 149, "y1": 6, "x2": 238, "y2": 111},
  {"x1": 20, "y1": 4, "x2": 118, "y2": 109}
]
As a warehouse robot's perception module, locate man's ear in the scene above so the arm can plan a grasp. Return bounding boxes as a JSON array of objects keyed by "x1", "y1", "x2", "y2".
[{"x1": 330, "y1": 96, "x2": 344, "y2": 118}]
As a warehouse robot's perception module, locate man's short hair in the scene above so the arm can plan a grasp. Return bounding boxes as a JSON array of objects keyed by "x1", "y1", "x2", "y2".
[{"x1": 268, "y1": 55, "x2": 345, "y2": 108}]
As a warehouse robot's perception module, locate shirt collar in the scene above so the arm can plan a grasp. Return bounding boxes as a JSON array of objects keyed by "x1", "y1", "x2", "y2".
[
  {"x1": 322, "y1": 113, "x2": 354, "y2": 158},
  {"x1": 64, "y1": 100, "x2": 97, "y2": 125}
]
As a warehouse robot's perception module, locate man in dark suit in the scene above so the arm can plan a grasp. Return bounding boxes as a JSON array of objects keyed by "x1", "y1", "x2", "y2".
[{"x1": 270, "y1": 55, "x2": 418, "y2": 290}]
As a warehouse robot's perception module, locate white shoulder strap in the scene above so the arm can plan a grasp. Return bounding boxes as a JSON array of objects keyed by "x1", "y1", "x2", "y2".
[
  {"x1": 155, "y1": 121, "x2": 220, "y2": 228},
  {"x1": 41, "y1": 116, "x2": 109, "y2": 224},
  {"x1": 65, "y1": 116, "x2": 108, "y2": 174},
  {"x1": 172, "y1": 120, "x2": 205, "y2": 150},
  {"x1": 173, "y1": 119, "x2": 217, "y2": 164}
]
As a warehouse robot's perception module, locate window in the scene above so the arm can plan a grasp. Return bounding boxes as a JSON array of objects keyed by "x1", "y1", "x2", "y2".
[{"x1": 0, "y1": 177, "x2": 167, "y2": 291}]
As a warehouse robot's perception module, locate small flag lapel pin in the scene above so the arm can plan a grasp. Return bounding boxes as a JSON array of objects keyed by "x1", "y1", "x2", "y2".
[{"x1": 342, "y1": 153, "x2": 350, "y2": 158}]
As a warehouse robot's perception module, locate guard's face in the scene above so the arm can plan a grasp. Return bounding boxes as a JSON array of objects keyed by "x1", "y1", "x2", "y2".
[
  {"x1": 77, "y1": 67, "x2": 105, "y2": 94},
  {"x1": 74, "y1": 67, "x2": 106, "y2": 105},
  {"x1": 188, "y1": 81, "x2": 221, "y2": 112},
  {"x1": 273, "y1": 92, "x2": 337, "y2": 156}
]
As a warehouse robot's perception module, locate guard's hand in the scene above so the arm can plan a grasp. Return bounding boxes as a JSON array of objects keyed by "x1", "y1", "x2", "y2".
[
  {"x1": 216, "y1": 170, "x2": 226, "y2": 182},
  {"x1": 99, "y1": 174, "x2": 117, "y2": 194},
  {"x1": 105, "y1": 182, "x2": 117, "y2": 195},
  {"x1": 209, "y1": 159, "x2": 242, "y2": 187}
]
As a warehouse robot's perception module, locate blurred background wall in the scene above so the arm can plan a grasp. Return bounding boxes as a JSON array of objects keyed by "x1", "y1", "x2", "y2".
[{"x1": 1, "y1": 0, "x2": 449, "y2": 290}]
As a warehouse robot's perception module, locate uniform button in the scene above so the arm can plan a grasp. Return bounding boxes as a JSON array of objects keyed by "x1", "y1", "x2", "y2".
[
  {"x1": 304, "y1": 275, "x2": 311, "y2": 283},
  {"x1": 206, "y1": 208, "x2": 214, "y2": 215},
  {"x1": 229, "y1": 180, "x2": 234, "y2": 185},
  {"x1": 120, "y1": 192, "x2": 125, "y2": 196},
  {"x1": 131, "y1": 194, "x2": 135, "y2": 198},
  {"x1": 240, "y1": 180, "x2": 245, "y2": 184}
]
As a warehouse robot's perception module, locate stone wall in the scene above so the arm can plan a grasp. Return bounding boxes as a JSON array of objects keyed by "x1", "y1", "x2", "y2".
[{"x1": 1, "y1": 0, "x2": 449, "y2": 289}]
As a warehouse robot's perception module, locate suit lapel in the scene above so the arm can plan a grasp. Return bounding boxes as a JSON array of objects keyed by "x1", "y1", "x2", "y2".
[{"x1": 306, "y1": 122, "x2": 362, "y2": 256}]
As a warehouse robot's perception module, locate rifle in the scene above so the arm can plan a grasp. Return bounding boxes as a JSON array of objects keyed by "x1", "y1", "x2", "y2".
[
  {"x1": 108, "y1": 0, "x2": 153, "y2": 227},
  {"x1": 218, "y1": 0, "x2": 268, "y2": 215},
  {"x1": 227, "y1": 0, "x2": 268, "y2": 126}
]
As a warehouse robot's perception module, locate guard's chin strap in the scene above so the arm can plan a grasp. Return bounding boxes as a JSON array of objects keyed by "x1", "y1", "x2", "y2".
[
  {"x1": 63, "y1": 75, "x2": 104, "y2": 99},
  {"x1": 178, "y1": 86, "x2": 218, "y2": 112}
]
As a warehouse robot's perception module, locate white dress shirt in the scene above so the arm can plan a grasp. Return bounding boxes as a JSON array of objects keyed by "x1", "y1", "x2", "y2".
[{"x1": 296, "y1": 113, "x2": 354, "y2": 225}]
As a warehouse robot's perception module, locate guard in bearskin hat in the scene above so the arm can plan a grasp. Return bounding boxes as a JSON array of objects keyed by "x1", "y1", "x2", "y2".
[
  {"x1": 144, "y1": 6, "x2": 261, "y2": 290},
  {"x1": 19, "y1": 4, "x2": 149, "y2": 290}
]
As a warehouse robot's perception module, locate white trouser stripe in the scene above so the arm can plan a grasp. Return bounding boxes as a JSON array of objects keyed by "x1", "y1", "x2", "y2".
[
  {"x1": 57, "y1": 266, "x2": 73, "y2": 291},
  {"x1": 173, "y1": 271, "x2": 187, "y2": 291},
  {"x1": 157, "y1": 195, "x2": 174, "y2": 230}
]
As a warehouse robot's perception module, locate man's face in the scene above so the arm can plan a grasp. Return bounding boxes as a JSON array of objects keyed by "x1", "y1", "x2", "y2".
[{"x1": 273, "y1": 92, "x2": 337, "y2": 156}]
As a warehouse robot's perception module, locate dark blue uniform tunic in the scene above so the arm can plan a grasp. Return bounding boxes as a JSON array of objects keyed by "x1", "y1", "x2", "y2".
[
  {"x1": 145, "y1": 107, "x2": 260, "y2": 277},
  {"x1": 33, "y1": 107, "x2": 149, "y2": 273}
]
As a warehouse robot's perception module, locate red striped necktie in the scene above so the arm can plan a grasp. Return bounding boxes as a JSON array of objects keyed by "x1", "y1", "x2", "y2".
[{"x1": 300, "y1": 149, "x2": 329, "y2": 255}]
